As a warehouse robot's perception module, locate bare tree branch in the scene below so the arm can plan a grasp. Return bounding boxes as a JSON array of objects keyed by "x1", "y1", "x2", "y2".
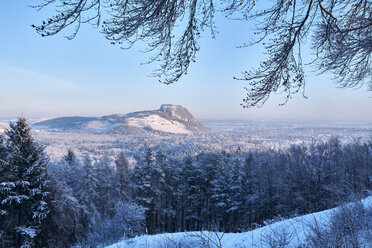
[{"x1": 31, "y1": 0, "x2": 372, "y2": 107}]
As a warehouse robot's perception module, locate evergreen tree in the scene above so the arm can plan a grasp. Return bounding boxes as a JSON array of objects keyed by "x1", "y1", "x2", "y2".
[
  {"x1": 43, "y1": 162, "x2": 83, "y2": 247},
  {"x1": 132, "y1": 148, "x2": 155, "y2": 233},
  {"x1": 96, "y1": 155, "x2": 116, "y2": 218},
  {"x1": 0, "y1": 134, "x2": 5, "y2": 163},
  {"x1": 114, "y1": 152, "x2": 132, "y2": 201},
  {"x1": 226, "y1": 157, "x2": 243, "y2": 230},
  {"x1": 151, "y1": 151, "x2": 166, "y2": 233},
  {"x1": 0, "y1": 134, "x2": 7, "y2": 246},
  {"x1": 241, "y1": 153, "x2": 256, "y2": 227},
  {"x1": 63, "y1": 149, "x2": 78, "y2": 166},
  {"x1": 62, "y1": 149, "x2": 81, "y2": 195},
  {"x1": 78, "y1": 156, "x2": 98, "y2": 214},
  {"x1": 210, "y1": 160, "x2": 229, "y2": 230},
  {"x1": 183, "y1": 155, "x2": 204, "y2": 230},
  {"x1": 174, "y1": 156, "x2": 192, "y2": 231},
  {"x1": 0, "y1": 118, "x2": 49, "y2": 247},
  {"x1": 0, "y1": 134, "x2": 6, "y2": 183}
]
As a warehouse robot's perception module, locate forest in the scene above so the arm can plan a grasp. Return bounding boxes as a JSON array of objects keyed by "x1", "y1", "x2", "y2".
[{"x1": 1, "y1": 118, "x2": 372, "y2": 247}]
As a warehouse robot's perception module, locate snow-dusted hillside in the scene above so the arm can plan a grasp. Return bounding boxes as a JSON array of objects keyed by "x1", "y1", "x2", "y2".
[
  {"x1": 126, "y1": 114, "x2": 192, "y2": 134},
  {"x1": 107, "y1": 197, "x2": 372, "y2": 248},
  {"x1": 32, "y1": 104, "x2": 208, "y2": 134}
]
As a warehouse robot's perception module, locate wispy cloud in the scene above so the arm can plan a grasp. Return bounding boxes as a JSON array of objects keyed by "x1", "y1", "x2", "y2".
[
  {"x1": 0, "y1": 64, "x2": 105, "y2": 117},
  {"x1": 0, "y1": 65, "x2": 95, "y2": 94}
]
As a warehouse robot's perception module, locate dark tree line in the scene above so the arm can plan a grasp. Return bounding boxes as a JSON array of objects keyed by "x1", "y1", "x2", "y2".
[
  {"x1": 31, "y1": 0, "x2": 371, "y2": 106},
  {"x1": 128, "y1": 138, "x2": 372, "y2": 234}
]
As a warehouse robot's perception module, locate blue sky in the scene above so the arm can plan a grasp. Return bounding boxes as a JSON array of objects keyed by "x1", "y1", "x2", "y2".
[{"x1": 0, "y1": 1, "x2": 371, "y2": 121}]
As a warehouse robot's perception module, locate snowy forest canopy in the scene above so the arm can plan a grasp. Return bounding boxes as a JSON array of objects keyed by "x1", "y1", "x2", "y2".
[
  {"x1": 0, "y1": 118, "x2": 372, "y2": 247},
  {"x1": 30, "y1": 119, "x2": 372, "y2": 162}
]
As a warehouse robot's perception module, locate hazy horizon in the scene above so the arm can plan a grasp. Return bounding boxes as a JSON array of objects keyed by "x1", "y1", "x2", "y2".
[{"x1": 1, "y1": 111, "x2": 372, "y2": 124}]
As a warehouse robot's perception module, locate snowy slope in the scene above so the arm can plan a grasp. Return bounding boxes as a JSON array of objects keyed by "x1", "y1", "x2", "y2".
[
  {"x1": 33, "y1": 104, "x2": 207, "y2": 134},
  {"x1": 107, "y1": 197, "x2": 372, "y2": 248},
  {"x1": 123, "y1": 104, "x2": 208, "y2": 133},
  {"x1": 126, "y1": 114, "x2": 192, "y2": 134}
]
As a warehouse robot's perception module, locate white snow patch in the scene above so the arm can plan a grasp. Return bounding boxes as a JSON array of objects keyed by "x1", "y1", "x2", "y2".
[
  {"x1": 0, "y1": 123, "x2": 7, "y2": 134},
  {"x1": 126, "y1": 114, "x2": 192, "y2": 134},
  {"x1": 85, "y1": 121, "x2": 108, "y2": 129},
  {"x1": 106, "y1": 196, "x2": 372, "y2": 248},
  {"x1": 84, "y1": 121, "x2": 121, "y2": 132},
  {"x1": 16, "y1": 226, "x2": 37, "y2": 238}
]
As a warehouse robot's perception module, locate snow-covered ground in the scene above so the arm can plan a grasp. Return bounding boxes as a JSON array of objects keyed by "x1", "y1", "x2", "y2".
[
  {"x1": 126, "y1": 114, "x2": 192, "y2": 134},
  {"x1": 107, "y1": 197, "x2": 372, "y2": 248}
]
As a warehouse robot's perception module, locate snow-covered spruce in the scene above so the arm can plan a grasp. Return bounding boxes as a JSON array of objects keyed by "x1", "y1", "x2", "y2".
[{"x1": 0, "y1": 118, "x2": 49, "y2": 247}]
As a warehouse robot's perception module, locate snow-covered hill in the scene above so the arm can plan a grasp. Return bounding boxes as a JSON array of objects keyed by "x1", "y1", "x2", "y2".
[
  {"x1": 106, "y1": 197, "x2": 372, "y2": 248},
  {"x1": 33, "y1": 104, "x2": 208, "y2": 134}
]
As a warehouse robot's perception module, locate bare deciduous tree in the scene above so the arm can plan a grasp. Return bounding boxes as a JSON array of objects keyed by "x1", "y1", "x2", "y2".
[
  {"x1": 32, "y1": 0, "x2": 372, "y2": 107},
  {"x1": 239, "y1": 0, "x2": 372, "y2": 107}
]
